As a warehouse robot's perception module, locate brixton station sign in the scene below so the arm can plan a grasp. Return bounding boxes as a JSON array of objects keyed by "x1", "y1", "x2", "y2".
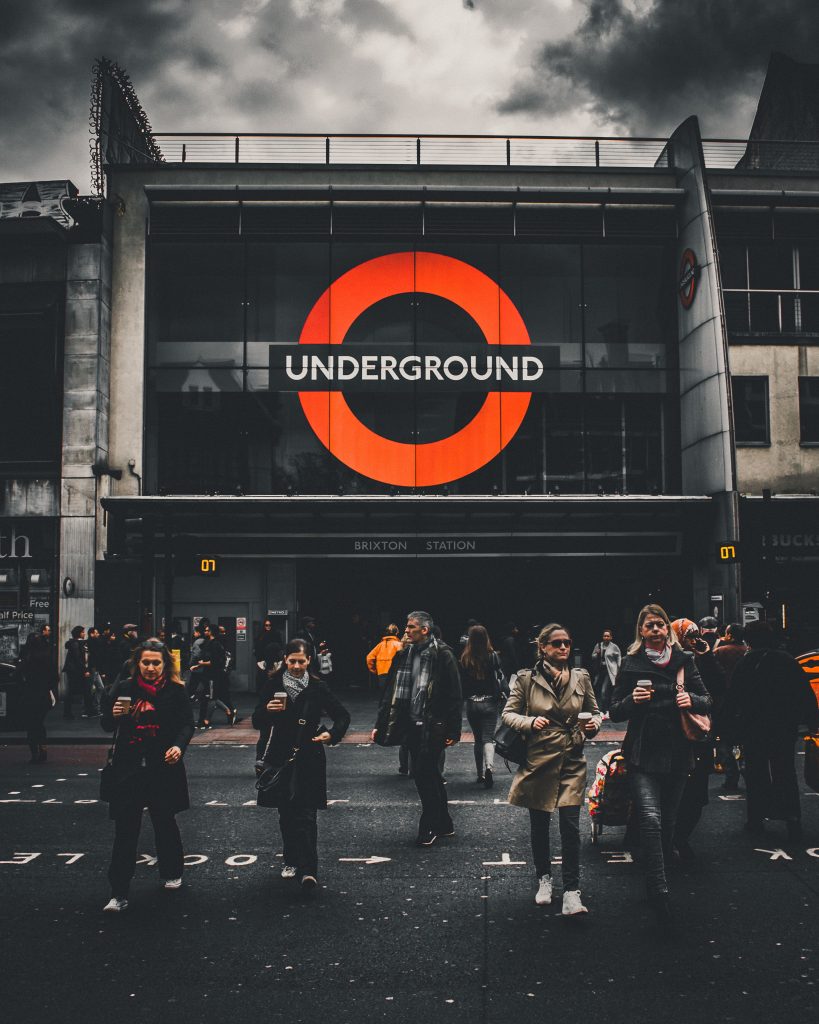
[{"x1": 286, "y1": 251, "x2": 534, "y2": 487}]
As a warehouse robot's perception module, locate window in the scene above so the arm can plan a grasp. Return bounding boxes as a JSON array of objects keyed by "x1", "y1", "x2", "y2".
[
  {"x1": 732, "y1": 376, "x2": 770, "y2": 445},
  {"x1": 0, "y1": 309, "x2": 61, "y2": 467},
  {"x1": 799, "y1": 377, "x2": 819, "y2": 444}
]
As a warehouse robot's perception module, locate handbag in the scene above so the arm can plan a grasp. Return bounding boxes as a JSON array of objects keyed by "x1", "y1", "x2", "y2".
[
  {"x1": 493, "y1": 675, "x2": 530, "y2": 767},
  {"x1": 255, "y1": 716, "x2": 308, "y2": 798},
  {"x1": 99, "y1": 728, "x2": 118, "y2": 802},
  {"x1": 805, "y1": 735, "x2": 819, "y2": 793},
  {"x1": 676, "y1": 667, "x2": 711, "y2": 742}
]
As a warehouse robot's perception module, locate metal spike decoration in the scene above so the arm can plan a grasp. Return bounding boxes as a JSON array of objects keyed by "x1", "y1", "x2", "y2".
[{"x1": 89, "y1": 57, "x2": 164, "y2": 198}]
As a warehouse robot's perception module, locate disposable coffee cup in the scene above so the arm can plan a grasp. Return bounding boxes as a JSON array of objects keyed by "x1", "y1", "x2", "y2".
[
  {"x1": 637, "y1": 679, "x2": 653, "y2": 690},
  {"x1": 578, "y1": 712, "x2": 592, "y2": 722},
  {"x1": 117, "y1": 695, "x2": 132, "y2": 706},
  {"x1": 273, "y1": 691, "x2": 287, "y2": 709}
]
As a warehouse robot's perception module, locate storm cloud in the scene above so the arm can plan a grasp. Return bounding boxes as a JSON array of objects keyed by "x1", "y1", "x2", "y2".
[{"x1": 499, "y1": 0, "x2": 819, "y2": 136}]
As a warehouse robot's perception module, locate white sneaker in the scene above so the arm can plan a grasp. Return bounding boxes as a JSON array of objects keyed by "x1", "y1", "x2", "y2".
[
  {"x1": 281, "y1": 864, "x2": 297, "y2": 879},
  {"x1": 562, "y1": 890, "x2": 588, "y2": 916},
  {"x1": 534, "y1": 875, "x2": 553, "y2": 906},
  {"x1": 103, "y1": 897, "x2": 128, "y2": 913},
  {"x1": 163, "y1": 877, "x2": 182, "y2": 890}
]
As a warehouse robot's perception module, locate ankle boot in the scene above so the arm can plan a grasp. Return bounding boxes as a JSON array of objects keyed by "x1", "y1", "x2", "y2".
[
  {"x1": 38, "y1": 745, "x2": 48, "y2": 763},
  {"x1": 28, "y1": 743, "x2": 39, "y2": 764}
]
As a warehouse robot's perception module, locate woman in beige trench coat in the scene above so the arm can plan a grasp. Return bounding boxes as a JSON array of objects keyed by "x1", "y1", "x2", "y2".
[{"x1": 502, "y1": 622, "x2": 601, "y2": 914}]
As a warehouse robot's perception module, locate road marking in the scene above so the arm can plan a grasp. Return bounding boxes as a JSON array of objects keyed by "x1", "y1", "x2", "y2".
[
  {"x1": 0, "y1": 799, "x2": 36, "y2": 804},
  {"x1": 448, "y1": 800, "x2": 477, "y2": 805},
  {"x1": 327, "y1": 799, "x2": 350, "y2": 805},
  {"x1": 42, "y1": 799, "x2": 62, "y2": 804},
  {"x1": 205, "y1": 800, "x2": 228, "y2": 806},
  {"x1": 57, "y1": 853, "x2": 85, "y2": 865},
  {"x1": 339, "y1": 856, "x2": 391, "y2": 865},
  {"x1": 754, "y1": 848, "x2": 793, "y2": 861},
  {"x1": 74, "y1": 799, "x2": 98, "y2": 805},
  {"x1": 482, "y1": 852, "x2": 526, "y2": 866},
  {"x1": 225, "y1": 854, "x2": 257, "y2": 866},
  {"x1": 0, "y1": 852, "x2": 41, "y2": 865},
  {"x1": 184, "y1": 855, "x2": 209, "y2": 865},
  {"x1": 136, "y1": 854, "x2": 158, "y2": 866},
  {"x1": 718, "y1": 795, "x2": 745, "y2": 801}
]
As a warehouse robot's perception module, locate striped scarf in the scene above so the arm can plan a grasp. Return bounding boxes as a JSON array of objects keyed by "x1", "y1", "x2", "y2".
[
  {"x1": 282, "y1": 668, "x2": 309, "y2": 704},
  {"x1": 393, "y1": 638, "x2": 435, "y2": 718}
]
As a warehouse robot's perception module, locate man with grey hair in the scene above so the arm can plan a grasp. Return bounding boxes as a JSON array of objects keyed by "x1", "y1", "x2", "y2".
[{"x1": 372, "y1": 610, "x2": 462, "y2": 845}]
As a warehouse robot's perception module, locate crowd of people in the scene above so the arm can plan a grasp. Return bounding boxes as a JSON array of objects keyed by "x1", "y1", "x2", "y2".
[{"x1": 13, "y1": 605, "x2": 819, "y2": 924}]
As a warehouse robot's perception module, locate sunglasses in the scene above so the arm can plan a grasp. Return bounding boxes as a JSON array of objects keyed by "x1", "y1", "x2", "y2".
[{"x1": 544, "y1": 639, "x2": 571, "y2": 648}]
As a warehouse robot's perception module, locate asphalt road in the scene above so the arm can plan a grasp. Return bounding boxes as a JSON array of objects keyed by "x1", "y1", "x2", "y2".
[{"x1": 1, "y1": 735, "x2": 817, "y2": 1024}]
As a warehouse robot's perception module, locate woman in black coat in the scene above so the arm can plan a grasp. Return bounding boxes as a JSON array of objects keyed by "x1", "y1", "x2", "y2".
[
  {"x1": 100, "y1": 639, "x2": 195, "y2": 912},
  {"x1": 253, "y1": 638, "x2": 350, "y2": 894},
  {"x1": 610, "y1": 604, "x2": 711, "y2": 924},
  {"x1": 20, "y1": 625, "x2": 58, "y2": 763}
]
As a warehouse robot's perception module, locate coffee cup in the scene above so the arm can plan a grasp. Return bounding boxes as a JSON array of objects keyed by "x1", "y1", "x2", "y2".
[
  {"x1": 116, "y1": 695, "x2": 132, "y2": 707},
  {"x1": 637, "y1": 679, "x2": 653, "y2": 690},
  {"x1": 578, "y1": 712, "x2": 592, "y2": 722},
  {"x1": 273, "y1": 691, "x2": 288, "y2": 710}
]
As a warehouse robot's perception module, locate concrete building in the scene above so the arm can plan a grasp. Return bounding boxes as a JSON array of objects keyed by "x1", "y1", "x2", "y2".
[{"x1": 2, "y1": 54, "x2": 818, "y2": 688}]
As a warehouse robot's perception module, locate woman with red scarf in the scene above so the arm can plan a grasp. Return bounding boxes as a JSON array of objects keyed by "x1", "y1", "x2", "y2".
[{"x1": 100, "y1": 639, "x2": 195, "y2": 912}]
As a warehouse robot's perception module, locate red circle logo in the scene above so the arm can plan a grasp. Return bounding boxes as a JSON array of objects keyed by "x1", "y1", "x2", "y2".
[
  {"x1": 678, "y1": 248, "x2": 698, "y2": 310},
  {"x1": 297, "y1": 252, "x2": 532, "y2": 486}
]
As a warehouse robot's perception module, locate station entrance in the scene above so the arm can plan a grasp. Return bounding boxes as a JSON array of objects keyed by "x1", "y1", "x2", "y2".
[{"x1": 297, "y1": 553, "x2": 694, "y2": 688}]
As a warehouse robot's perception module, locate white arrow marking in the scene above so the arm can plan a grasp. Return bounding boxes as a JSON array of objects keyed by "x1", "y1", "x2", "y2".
[
  {"x1": 483, "y1": 852, "x2": 526, "y2": 866},
  {"x1": 205, "y1": 800, "x2": 228, "y2": 806},
  {"x1": 136, "y1": 854, "x2": 158, "y2": 866},
  {"x1": 338, "y1": 856, "x2": 391, "y2": 865},
  {"x1": 754, "y1": 848, "x2": 793, "y2": 861},
  {"x1": 327, "y1": 799, "x2": 350, "y2": 805}
]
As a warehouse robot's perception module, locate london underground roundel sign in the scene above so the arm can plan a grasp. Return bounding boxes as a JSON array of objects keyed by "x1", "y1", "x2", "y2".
[{"x1": 297, "y1": 252, "x2": 532, "y2": 487}]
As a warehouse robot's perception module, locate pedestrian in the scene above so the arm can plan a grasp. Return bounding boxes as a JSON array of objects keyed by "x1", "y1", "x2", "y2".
[
  {"x1": 252, "y1": 639, "x2": 350, "y2": 893},
  {"x1": 459, "y1": 624, "x2": 508, "y2": 788},
  {"x1": 199, "y1": 623, "x2": 238, "y2": 727},
  {"x1": 86, "y1": 626, "x2": 105, "y2": 716},
  {"x1": 589, "y1": 629, "x2": 621, "y2": 715},
  {"x1": 254, "y1": 618, "x2": 283, "y2": 693},
  {"x1": 670, "y1": 619, "x2": 725, "y2": 862},
  {"x1": 366, "y1": 624, "x2": 403, "y2": 689},
  {"x1": 722, "y1": 619, "x2": 819, "y2": 842},
  {"x1": 372, "y1": 610, "x2": 462, "y2": 846},
  {"x1": 609, "y1": 604, "x2": 711, "y2": 925},
  {"x1": 62, "y1": 625, "x2": 89, "y2": 720},
  {"x1": 712, "y1": 623, "x2": 748, "y2": 790},
  {"x1": 19, "y1": 624, "x2": 58, "y2": 763},
  {"x1": 497, "y1": 622, "x2": 527, "y2": 683},
  {"x1": 457, "y1": 619, "x2": 479, "y2": 656},
  {"x1": 100, "y1": 639, "x2": 195, "y2": 912},
  {"x1": 501, "y1": 623, "x2": 601, "y2": 914}
]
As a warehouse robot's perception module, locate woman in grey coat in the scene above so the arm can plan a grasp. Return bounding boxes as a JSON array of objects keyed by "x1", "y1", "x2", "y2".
[{"x1": 502, "y1": 623, "x2": 601, "y2": 914}]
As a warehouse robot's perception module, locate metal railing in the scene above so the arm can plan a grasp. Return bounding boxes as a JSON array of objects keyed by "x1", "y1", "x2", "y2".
[
  {"x1": 723, "y1": 288, "x2": 819, "y2": 335},
  {"x1": 148, "y1": 133, "x2": 819, "y2": 171},
  {"x1": 152, "y1": 133, "x2": 671, "y2": 168}
]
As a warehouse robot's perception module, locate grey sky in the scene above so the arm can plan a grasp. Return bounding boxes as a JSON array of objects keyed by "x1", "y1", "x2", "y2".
[{"x1": 0, "y1": 0, "x2": 809, "y2": 192}]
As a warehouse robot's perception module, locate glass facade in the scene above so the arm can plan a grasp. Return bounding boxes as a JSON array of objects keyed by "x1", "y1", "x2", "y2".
[{"x1": 146, "y1": 235, "x2": 676, "y2": 494}]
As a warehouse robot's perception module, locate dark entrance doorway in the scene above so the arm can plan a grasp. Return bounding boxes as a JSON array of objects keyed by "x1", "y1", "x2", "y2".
[{"x1": 297, "y1": 555, "x2": 693, "y2": 687}]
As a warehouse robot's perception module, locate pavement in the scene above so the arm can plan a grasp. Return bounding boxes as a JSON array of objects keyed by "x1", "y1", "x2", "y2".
[
  {"x1": 1, "y1": 712, "x2": 817, "y2": 1024},
  {"x1": 0, "y1": 687, "x2": 628, "y2": 746}
]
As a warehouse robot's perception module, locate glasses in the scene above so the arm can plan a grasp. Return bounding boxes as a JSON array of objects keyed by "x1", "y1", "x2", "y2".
[
  {"x1": 140, "y1": 640, "x2": 166, "y2": 651},
  {"x1": 544, "y1": 639, "x2": 571, "y2": 648}
]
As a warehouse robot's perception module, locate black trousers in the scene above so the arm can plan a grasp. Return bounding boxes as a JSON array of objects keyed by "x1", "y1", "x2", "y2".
[
  {"x1": 528, "y1": 806, "x2": 581, "y2": 890},
  {"x1": 278, "y1": 806, "x2": 318, "y2": 878},
  {"x1": 108, "y1": 800, "x2": 184, "y2": 898},
  {"x1": 744, "y1": 735, "x2": 801, "y2": 824},
  {"x1": 406, "y1": 725, "x2": 452, "y2": 837},
  {"x1": 674, "y1": 755, "x2": 711, "y2": 846}
]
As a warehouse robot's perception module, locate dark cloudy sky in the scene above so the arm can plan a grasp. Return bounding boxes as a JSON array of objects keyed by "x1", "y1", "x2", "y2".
[{"x1": 2, "y1": 0, "x2": 816, "y2": 192}]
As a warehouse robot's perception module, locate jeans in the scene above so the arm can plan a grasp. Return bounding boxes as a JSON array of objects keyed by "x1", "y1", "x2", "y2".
[
  {"x1": 278, "y1": 807, "x2": 318, "y2": 878},
  {"x1": 406, "y1": 724, "x2": 453, "y2": 837},
  {"x1": 594, "y1": 673, "x2": 613, "y2": 714},
  {"x1": 629, "y1": 769, "x2": 687, "y2": 897},
  {"x1": 108, "y1": 800, "x2": 184, "y2": 898},
  {"x1": 465, "y1": 697, "x2": 499, "y2": 776},
  {"x1": 528, "y1": 806, "x2": 581, "y2": 890}
]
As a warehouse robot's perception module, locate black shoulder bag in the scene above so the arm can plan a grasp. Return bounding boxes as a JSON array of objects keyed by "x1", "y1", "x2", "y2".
[
  {"x1": 493, "y1": 673, "x2": 530, "y2": 768},
  {"x1": 255, "y1": 716, "x2": 308, "y2": 798},
  {"x1": 99, "y1": 728, "x2": 118, "y2": 802}
]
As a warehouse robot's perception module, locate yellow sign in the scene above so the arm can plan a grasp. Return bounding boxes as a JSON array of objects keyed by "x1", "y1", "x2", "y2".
[
  {"x1": 199, "y1": 557, "x2": 218, "y2": 575},
  {"x1": 717, "y1": 544, "x2": 739, "y2": 562}
]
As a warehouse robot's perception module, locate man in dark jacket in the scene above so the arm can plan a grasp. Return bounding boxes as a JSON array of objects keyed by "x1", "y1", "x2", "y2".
[
  {"x1": 372, "y1": 610, "x2": 462, "y2": 846},
  {"x1": 723, "y1": 619, "x2": 819, "y2": 842},
  {"x1": 62, "y1": 626, "x2": 90, "y2": 720}
]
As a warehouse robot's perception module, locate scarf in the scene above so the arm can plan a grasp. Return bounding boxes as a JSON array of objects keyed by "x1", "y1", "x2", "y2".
[
  {"x1": 644, "y1": 643, "x2": 672, "y2": 667},
  {"x1": 129, "y1": 673, "x2": 166, "y2": 751},
  {"x1": 539, "y1": 659, "x2": 570, "y2": 697},
  {"x1": 282, "y1": 668, "x2": 308, "y2": 704},
  {"x1": 393, "y1": 638, "x2": 435, "y2": 720}
]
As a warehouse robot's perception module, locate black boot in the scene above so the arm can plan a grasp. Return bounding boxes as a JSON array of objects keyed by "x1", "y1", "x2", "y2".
[
  {"x1": 38, "y1": 745, "x2": 47, "y2": 763},
  {"x1": 28, "y1": 743, "x2": 39, "y2": 764}
]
